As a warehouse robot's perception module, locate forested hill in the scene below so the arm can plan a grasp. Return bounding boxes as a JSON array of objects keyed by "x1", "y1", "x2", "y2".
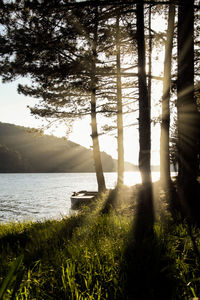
[{"x1": 0, "y1": 122, "x2": 137, "y2": 173}]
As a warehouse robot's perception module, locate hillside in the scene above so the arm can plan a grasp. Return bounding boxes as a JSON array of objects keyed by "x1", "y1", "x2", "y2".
[{"x1": 0, "y1": 122, "x2": 137, "y2": 173}]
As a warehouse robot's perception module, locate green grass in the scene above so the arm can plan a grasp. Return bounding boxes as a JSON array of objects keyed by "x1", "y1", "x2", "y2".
[{"x1": 0, "y1": 186, "x2": 200, "y2": 299}]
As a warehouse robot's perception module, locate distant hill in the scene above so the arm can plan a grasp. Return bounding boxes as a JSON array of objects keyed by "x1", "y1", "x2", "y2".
[{"x1": 0, "y1": 122, "x2": 138, "y2": 173}]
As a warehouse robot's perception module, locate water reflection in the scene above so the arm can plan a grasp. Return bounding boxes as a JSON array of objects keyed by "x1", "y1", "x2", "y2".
[{"x1": 0, "y1": 172, "x2": 162, "y2": 223}]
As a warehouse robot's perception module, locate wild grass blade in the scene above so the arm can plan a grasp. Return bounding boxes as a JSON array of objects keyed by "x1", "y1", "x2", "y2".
[{"x1": 0, "y1": 255, "x2": 24, "y2": 299}]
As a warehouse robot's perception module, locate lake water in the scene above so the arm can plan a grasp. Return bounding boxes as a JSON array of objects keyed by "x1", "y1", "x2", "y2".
[{"x1": 0, "y1": 172, "x2": 161, "y2": 223}]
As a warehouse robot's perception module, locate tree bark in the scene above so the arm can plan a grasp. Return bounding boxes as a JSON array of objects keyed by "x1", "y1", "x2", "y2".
[
  {"x1": 136, "y1": 2, "x2": 152, "y2": 185},
  {"x1": 160, "y1": 3, "x2": 175, "y2": 189},
  {"x1": 177, "y1": 0, "x2": 200, "y2": 219},
  {"x1": 91, "y1": 92, "x2": 106, "y2": 192},
  {"x1": 116, "y1": 14, "x2": 124, "y2": 186},
  {"x1": 148, "y1": 4, "x2": 152, "y2": 117},
  {"x1": 90, "y1": 7, "x2": 106, "y2": 193}
]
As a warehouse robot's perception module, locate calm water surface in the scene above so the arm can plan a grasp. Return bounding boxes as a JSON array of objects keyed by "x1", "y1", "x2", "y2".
[{"x1": 0, "y1": 172, "x2": 160, "y2": 223}]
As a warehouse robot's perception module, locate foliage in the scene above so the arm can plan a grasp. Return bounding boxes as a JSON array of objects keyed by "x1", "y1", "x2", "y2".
[
  {"x1": 0, "y1": 0, "x2": 199, "y2": 297},
  {"x1": 0, "y1": 144, "x2": 28, "y2": 172},
  {"x1": 0, "y1": 122, "x2": 116, "y2": 172}
]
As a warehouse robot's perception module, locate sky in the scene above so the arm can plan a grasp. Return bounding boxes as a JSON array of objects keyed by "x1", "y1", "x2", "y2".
[
  {"x1": 0, "y1": 14, "x2": 166, "y2": 166},
  {"x1": 0, "y1": 76, "x2": 162, "y2": 166}
]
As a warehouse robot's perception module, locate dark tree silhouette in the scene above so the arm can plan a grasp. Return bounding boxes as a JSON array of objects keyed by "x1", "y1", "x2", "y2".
[
  {"x1": 116, "y1": 12, "x2": 125, "y2": 186},
  {"x1": 177, "y1": 0, "x2": 200, "y2": 221},
  {"x1": 0, "y1": 1, "x2": 107, "y2": 191},
  {"x1": 136, "y1": 1, "x2": 151, "y2": 185},
  {"x1": 90, "y1": 6, "x2": 106, "y2": 192},
  {"x1": 160, "y1": 3, "x2": 175, "y2": 190}
]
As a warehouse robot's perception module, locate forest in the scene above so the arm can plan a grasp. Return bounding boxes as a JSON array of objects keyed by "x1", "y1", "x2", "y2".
[
  {"x1": 0, "y1": 122, "x2": 124, "y2": 172},
  {"x1": 0, "y1": 0, "x2": 199, "y2": 219},
  {"x1": 0, "y1": 0, "x2": 200, "y2": 299}
]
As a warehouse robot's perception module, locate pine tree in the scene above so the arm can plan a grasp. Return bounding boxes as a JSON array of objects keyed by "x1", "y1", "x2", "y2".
[
  {"x1": 177, "y1": 0, "x2": 200, "y2": 221},
  {"x1": 136, "y1": 2, "x2": 151, "y2": 185},
  {"x1": 0, "y1": 0, "x2": 108, "y2": 191},
  {"x1": 160, "y1": 3, "x2": 175, "y2": 190}
]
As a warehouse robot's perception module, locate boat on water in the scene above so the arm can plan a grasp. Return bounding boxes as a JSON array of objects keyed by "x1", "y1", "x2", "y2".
[{"x1": 71, "y1": 190, "x2": 98, "y2": 209}]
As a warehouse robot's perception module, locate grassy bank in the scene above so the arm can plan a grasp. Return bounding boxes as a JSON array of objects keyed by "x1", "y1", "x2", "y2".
[{"x1": 0, "y1": 184, "x2": 200, "y2": 299}]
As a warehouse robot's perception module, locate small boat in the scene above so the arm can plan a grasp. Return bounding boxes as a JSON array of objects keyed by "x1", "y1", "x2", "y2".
[{"x1": 71, "y1": 190, "x2": 98, "y2": 209}]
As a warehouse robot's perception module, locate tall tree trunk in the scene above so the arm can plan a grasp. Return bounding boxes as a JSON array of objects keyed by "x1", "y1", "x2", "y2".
[
  {"x1": 160, "y1": 4, "x2": 175, "y2": 189},
  {"x1": 177, "y1": 0, "x2": 200, "y2": 219},
  {"x1": 136, "y1": 2, "x2": 152, "y2": 185},
  {"x1": 116, "y1": 13, "x2": 124, "y2": 186},
  {"x1": 148, "y1": 4, "x2": 152, "y2": 118},
  {"x1": 129, "y1": 5, "x2": 154, "y2": 264},
  {"x1": 90, "y1": 7, "x2": 106, "y2": 193},
  {"x1": 91, "y1": 92, "x2": 106, "y2": 193}
]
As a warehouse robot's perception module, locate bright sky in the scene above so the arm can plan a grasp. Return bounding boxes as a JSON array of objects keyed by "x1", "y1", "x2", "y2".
[
  {"x1": 0, "y1": 77, "x2": 162, "y2": 166},
  {"x1": 0, "y1": 13, "x2": 166, "y2": 166}
]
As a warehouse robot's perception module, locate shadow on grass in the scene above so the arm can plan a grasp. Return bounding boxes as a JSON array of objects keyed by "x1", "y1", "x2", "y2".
[
  {"x1": 101, "y1": 188, "x2": 119, "y2": 214},
  {"x1": 164, "y1": 179, "x2": 200, "y2": 227},
  {"x1": 100, "y1": 184, "x2": 139, "y2": 216},
  {"x1": 120, "y1": 183, "x2": 177, "y2": 300},
  {"x1": 0, "y1": 184, "x2": 183, "y2": 299},
  {"x1": 0, "y1": 213, "x2": 86, "y2": 269},
  {"x1": 177, "y1": 180, "x2": 200, "y2": 226}
]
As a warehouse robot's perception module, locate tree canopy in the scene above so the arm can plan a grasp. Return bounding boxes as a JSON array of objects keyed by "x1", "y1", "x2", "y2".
[{"x1": 0, "y1": 0, "x2": 199, "y2": 219}]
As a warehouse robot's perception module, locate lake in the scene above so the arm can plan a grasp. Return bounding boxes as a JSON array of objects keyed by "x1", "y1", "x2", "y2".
[{"x1": 0, "y1": 172, "x2": 161, "y2": 223}]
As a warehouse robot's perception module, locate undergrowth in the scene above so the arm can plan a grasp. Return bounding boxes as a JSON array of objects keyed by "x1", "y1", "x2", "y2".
[{"x1": 0, "y1": 186, "x2": 199, "y2": 299}]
